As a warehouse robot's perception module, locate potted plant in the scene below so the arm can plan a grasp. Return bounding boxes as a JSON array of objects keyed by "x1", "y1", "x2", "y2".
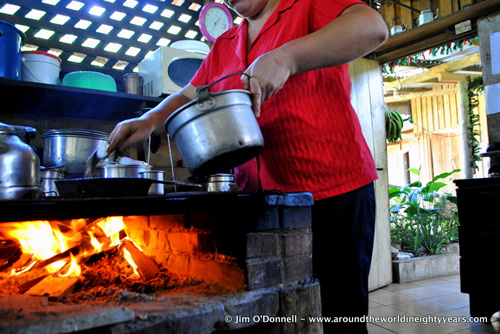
[{"x1": 389, "y1": 168, "x2": 461, "y2": 282}]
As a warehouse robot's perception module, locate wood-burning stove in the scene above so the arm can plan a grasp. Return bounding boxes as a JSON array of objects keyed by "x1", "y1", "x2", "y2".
[{"x1": 0, "y1": 192, "x2": 322, "y2": 333}]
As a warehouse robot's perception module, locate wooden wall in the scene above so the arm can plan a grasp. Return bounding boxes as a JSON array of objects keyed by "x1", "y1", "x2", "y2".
[
  {"x1": 349, "y1": 59, "x2": 392, "y2": 290},
  {"x1": 387, "y1": 83, "x2": 488, "y2": 190}
]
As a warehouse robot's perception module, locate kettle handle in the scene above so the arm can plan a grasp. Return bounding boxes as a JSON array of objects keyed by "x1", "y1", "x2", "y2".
[
  {"x1": 195, "y1": 72, "x2": 250, "y2": 101},
  {"x1": 391, "y1": 17, "x2": 405, "y2": 26}
]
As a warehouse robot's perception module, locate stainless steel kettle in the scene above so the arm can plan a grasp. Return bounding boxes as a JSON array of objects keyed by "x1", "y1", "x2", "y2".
[
  {"x1": 0, "y1": 122, "x2": 41, "y2": 200},
  {"x1": 390, "y1": 17, "x2": 407, "y2": 36},
  {"x1": 415, "y1": 8, "x2": 439, "y2": 26}
]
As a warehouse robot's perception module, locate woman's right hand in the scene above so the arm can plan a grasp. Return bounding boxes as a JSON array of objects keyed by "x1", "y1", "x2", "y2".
[
  {"x1": 106, "y1": 87, "x2": 197, "y2": 156},
  {"x1": 107, "y1": 116, "x2": 157, "y2": 156}
]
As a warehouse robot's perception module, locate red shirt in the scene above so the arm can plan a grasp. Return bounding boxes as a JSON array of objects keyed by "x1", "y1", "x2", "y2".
[{"x1": 191, "y1": 0, "x2": 378, "y2": 201}]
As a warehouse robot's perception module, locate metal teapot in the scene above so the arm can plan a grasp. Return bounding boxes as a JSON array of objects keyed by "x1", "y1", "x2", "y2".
[
  {"x1": 0, "y1": 122, "x2": 41, "y2": 200},
  {"x1": 390, "y1": 17, "x2": 407, "y2": 36},
  {"x1": 415, "y1": 8, "x2": 439, "y2": 26}
]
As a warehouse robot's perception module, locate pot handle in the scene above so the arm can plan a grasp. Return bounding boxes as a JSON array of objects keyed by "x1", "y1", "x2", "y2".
[
  {"x1": 150, "y1": 179, "x2": 203, "y2": 188},
  {"x1": 195, "y1": 72, "x2": 251, "y2": 101}
]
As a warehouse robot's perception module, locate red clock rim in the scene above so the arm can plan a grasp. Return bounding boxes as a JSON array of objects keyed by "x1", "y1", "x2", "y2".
[{"x1": 199, "y1": 2, "x2": 234, "y2": 43}]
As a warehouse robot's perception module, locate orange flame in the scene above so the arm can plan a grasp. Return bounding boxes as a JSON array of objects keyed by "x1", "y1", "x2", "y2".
[
  {"x1": 0, "y1": 216, "x2": 141, "y2": 278},
  {"x1": 59, "y1": 253, "x2": 82, "y2": 277}
]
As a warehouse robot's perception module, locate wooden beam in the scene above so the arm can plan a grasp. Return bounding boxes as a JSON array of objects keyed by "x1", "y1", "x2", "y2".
[
  {"x1": 437, "y1": 72, "x2": 472, "y2": 82},
  {"x1": 384, "y1": 52, "x2": 481, "y2": 89},
  {"x1": 385, "y1": 87, "x2": 459, "y2": 102}
]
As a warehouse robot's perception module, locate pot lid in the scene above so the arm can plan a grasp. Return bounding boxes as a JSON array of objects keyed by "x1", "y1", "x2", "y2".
[
  {"x1": 0, "y1": 122, "x2": 16, "y2": 135},
  {"x1": 42, "y1": 128, "x2": 109, "y2": 140}
]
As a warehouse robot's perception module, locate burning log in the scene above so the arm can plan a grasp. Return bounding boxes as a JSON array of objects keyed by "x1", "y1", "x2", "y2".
[
  {"x1": 25, "y1": 276, "x2": 80, "y2": 301},
  {"x1": 122, "y1": 239, "x2": 160, "y2": 281},
  {"x1": 33, "y1": 244, "x2": 83, "y2": 270},
  {"x1": 0, "y1": 239, "x2": 22, "y2": 271}
]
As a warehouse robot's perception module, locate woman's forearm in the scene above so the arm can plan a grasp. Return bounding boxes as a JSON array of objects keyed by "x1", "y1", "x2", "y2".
[{"x1": 142, "y1": 85, "x2": 195, "y2": 135}]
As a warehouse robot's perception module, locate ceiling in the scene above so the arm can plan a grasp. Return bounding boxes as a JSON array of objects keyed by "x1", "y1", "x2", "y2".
[
  {"x1": 0, "y1": 0, "x2": 489, "y2": 87},
  {"x1": 0, "y1": 0, "x2": 242, "y2": 79}
]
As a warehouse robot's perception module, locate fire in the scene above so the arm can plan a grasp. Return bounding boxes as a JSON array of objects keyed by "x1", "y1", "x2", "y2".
[{"x1": 0, "y1": 216, "x2": 143, "y2": 279}]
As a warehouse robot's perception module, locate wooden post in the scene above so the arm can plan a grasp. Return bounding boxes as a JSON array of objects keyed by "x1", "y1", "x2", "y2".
[
  {"x1": 478, "y1": 11, "x2": 500, "y2": 145},
  {"x1": 458, "y1": 81, "x2": 473, "y2": 178}
]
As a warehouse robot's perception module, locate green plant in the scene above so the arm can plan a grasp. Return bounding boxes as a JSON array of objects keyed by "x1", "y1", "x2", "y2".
[{"x1": 389, "y1": 167, "x2": 460, "y2": 255}]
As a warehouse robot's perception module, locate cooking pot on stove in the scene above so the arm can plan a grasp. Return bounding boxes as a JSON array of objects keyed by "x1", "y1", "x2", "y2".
[
  {"x1": 202, "y1": 173, "x2": 238, "y2": 192},
  {"x1": 42, "y1": 129, "x2": 114, "y2": 178},
  {"x1": 0, "y1": 122, "x2": 41, "y2": 200},
  {"x1": 93, "y1": 163, "x2": 151, "y2": 178},
  {"x1": 164, "y1": 73, "x2": 264, "y2": 176}
]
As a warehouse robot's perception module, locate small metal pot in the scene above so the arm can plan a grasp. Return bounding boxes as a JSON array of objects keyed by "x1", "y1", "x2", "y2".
[
  {"x1": 202, "y1": 173, "x2": 238, "y2": 192},
  {"x1": 138, "y1": 170, "x2": 165, "y2": 195},
  {"x1": 40, "y1": 166, "x2": 65, "y2": 197},
  {"x1": 93, "y1": 163, "x2": 151, "y2": 178},
  {"x1": 165, "y1": 88, "x2": 264, "y2": 176}
]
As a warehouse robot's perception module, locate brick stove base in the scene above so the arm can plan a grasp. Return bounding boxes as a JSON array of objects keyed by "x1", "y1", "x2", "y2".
[{"x1": 0, "y1": 192, "x2": 323, "y2": 334}]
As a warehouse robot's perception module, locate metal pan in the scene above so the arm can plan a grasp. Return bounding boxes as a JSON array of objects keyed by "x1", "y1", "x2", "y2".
[{"x1": 55, "y1": 177, "x2": 202, "y2": 198}]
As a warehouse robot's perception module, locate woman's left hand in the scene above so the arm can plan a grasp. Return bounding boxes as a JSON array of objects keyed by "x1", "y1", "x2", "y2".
[{"x1": 241, "y1": 49, "x2": 292, "y2": 118}]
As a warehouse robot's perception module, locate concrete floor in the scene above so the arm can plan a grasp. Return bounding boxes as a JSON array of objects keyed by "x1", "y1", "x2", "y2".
[{"x1": 368, "y1": 275, "x2": 500, "y2": 333}]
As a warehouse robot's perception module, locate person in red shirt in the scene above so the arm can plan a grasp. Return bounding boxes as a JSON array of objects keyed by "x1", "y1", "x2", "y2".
[{"x1": 108, "y1": 0, "x2": 388, "y2": 332}]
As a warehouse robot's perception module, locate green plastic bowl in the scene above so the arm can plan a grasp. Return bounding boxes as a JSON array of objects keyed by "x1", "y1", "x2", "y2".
[{"x1": 62, "y1": 71, "x2": 117, "y2": 92}]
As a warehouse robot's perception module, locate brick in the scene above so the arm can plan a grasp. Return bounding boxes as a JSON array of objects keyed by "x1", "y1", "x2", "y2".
[
  {"x1": 194, "y1": 232, "x2": 216, "y2": 254},
  {"x1": 167, "y1": 232, "x2": 199, "y2": 253},
  {"x1": 214, "y1": 233, "x2": 245, "y2": 258},
  {"x1": 280, "y1": 207, "x2": 312, "y2": 228},
  {"x1": 245, "y1": 233, "x2": 279, "y2": 259},
  {"x1": 283, "y1": 255, "x2": 313, "y2": 282},
  {"x1": 282, "y1": 232, "x2": 312, "y2": 257},
  {"x1": 190, "y1": 212, "x2": 217, "y2": 230},
  {"x1": 189, "y1": 256, "x2": 246, "y2": 289},
  {"x1": 149, "y1": 214, "x2": 185, "y2": 230},
  {"x1": 247, "y1": 207, "x2": 280, "y2": 231},
  {"x1": 165, "y1": 252, "x2": 190, "y2": 275},
  {"x1": 123, "y1": 215, "x2": 149, "y2": 231},
  {"x1": 245, "y1": 259, "x2": 282, "y2": 290}
]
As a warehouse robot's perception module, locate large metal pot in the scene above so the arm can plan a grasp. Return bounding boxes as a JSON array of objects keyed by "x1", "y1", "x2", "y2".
[
  {"x1": 164, "y1": 89, "x2": 264, "y2": 176},
  {"x1": 42, "y1": 129, "x2": 113, "y2": 178},
  {"x1": 0, "y1": 122, "x2": 41, "y2": 200}
]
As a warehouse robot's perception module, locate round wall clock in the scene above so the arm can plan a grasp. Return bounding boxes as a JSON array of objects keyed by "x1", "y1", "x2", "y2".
[{"x1": 199, "y1": 3, "x2": 233, "y2": 43}]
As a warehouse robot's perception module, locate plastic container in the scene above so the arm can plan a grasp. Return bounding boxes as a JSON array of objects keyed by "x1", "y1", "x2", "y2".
[
  {"x1": 22, "y1": 51, "x2": 62, "y2": 85},
  {"x1": 62, "y1": 71, "x2": 117, "y2": 92},
  {"x1": 0, "y1": 20, "x2": 25, "y2": 80}
]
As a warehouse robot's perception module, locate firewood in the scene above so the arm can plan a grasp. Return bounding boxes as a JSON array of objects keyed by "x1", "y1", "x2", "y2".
[
  {"x1": 18, "y1": 274, "x2": 50, "y2": 293},
  {"x1": 121, "y1": 239, "x2": 160, "y2": 281},
  {"x1": 25, "y1": 275, "x2": 80, "y2": 301},
  {"x1": 34, "y1": 245, "x2": 82, "y2": 270},
  {"x1": 0, "y1": 239, "x2": 22, "y2": 271}
]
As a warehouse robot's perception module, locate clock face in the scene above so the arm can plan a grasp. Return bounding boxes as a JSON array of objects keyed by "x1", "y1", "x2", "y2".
[{"x1": 200, "y1": 3, "x2": 233, "y2": 43}]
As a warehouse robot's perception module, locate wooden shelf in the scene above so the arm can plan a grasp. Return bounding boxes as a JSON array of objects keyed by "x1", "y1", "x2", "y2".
[
  {"x1": 370, "y1": 0, "x2": 500, "y2": 64},
  {"x1": 0, "y1": 77, "x2": 163, "y2": 121}
]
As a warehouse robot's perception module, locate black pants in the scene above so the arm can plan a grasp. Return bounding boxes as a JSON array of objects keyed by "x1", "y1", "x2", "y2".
[{"x1": 312, "y1": 183, "x2": 376, "y2": 334}]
